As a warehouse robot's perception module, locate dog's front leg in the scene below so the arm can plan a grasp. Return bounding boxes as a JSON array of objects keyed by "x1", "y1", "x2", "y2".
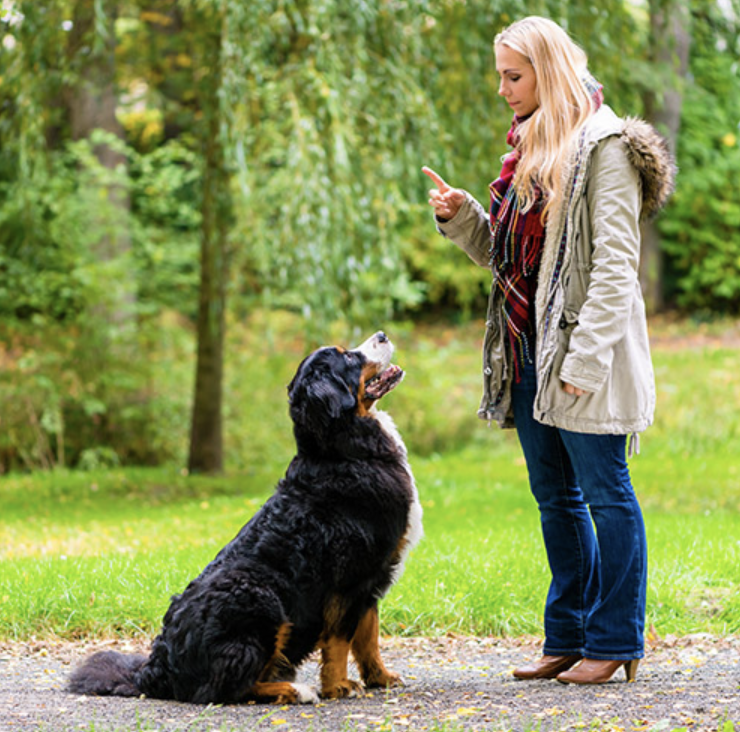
[
  {"x1": 351, "y1": 605, "x2": 403, "y2": 688},
  {"x1": 318, "y1": 636, "x2": 363, "y2": 699}
]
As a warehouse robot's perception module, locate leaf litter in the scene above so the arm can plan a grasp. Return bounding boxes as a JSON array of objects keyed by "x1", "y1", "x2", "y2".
[{"x1": 0, "y1": 633, "x2": 738, "y2": 731}]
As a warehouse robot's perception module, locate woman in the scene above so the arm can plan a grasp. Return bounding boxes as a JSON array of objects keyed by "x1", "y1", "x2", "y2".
[{"x1": 423, "y1": 16, "x2": 675, "y2": 684}]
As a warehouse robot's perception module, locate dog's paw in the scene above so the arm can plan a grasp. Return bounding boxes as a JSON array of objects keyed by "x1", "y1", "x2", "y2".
[
  {"x1": 291, "y1": 683, "x2": 320, "y2": 704},
  {"x1": 365, "y1": 670, "x2": 404, "y2": 688},
  {"x1": 321, "y1": 679, "x2": 364, "y2": 699}
]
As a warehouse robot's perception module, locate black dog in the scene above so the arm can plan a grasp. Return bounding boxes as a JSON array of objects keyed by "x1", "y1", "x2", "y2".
[{"x1": 68, "y1": 332, "x2": 422, "y2": 704}]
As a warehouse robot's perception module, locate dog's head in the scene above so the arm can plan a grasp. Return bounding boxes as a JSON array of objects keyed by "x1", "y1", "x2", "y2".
[{"x1": 287, "y1": 331, "x2": 404, "y2": 438}]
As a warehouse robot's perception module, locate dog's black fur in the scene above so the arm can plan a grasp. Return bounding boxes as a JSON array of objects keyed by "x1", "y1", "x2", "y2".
[{"x1": 68, "y1": 332, "x2": 421, "y2": 704}]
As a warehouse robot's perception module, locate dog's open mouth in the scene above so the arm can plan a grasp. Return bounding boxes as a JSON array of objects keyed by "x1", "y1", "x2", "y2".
[{"x1": 365, "y1": 364, "x2": 404, "y2": 400}]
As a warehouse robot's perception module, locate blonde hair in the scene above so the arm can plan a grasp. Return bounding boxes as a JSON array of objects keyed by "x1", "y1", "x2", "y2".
[{"x1": 494, "y1": 17, "x2": 596, "y2": 218}]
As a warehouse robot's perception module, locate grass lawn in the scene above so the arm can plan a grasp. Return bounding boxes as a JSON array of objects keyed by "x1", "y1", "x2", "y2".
[{"x1": 0, "y1": 318, "x2": 739, "y2": 642}]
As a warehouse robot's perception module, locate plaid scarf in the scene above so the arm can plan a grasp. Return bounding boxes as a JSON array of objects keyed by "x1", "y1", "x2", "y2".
[{"x1": 489, "y1": 75, "x2": 604, "y2": 382}]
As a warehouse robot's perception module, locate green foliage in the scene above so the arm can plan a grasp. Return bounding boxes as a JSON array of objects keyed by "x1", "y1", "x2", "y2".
[
  {"x1": 2, "y1": 0, "x2": 740, "y2": 338},
  {"x1": 222, "y1": 0, "x2": 438, "y2": 336},
  {"x1": 3, "y1": 0, "x2": 740, "y2": 472},
  {"x1": 0, "y1": 186, "x2": 87, "y2": 321},
  {"x1": 0, "y1": 125, "x2": 201, "y2": 322},
  {"x1": 128, "y1": 140, "x2": 202, "y2": 317},
  {"x1": 0, "y1": 2, "x2": 78, "y2": 319},
  {"x1": 0, "y1": 125, "x2": 200, "y2": 471},
  {"x1": 0, "y1": 315, "x2": 193, "y2": 472},
  {"x1": 658, "y1": 0, "x2": 740, "y2": 312}
]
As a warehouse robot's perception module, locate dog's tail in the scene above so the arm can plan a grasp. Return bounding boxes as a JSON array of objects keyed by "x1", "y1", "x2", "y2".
[{"x1": 67, "y1": 651, "x2": 148, "y2": 697}]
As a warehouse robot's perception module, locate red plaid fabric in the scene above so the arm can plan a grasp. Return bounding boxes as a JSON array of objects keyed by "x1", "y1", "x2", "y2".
[
  {"x1": 489, "y1": 117, "x2": 546, "y2": 382},
  {"x1": 489, "y1": 77, "x2": 604, "y2": 381}
]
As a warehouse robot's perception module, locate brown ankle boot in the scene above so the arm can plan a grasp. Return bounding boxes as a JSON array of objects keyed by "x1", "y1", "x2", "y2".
[
  {"x1": 556, "y1": 658, "x2": 640, "y2": 684},
  {"x1": 512, "y1": 654, "x2": 582, "y2": 680}
]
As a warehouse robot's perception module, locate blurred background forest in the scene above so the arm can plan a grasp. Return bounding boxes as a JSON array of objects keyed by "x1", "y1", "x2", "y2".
[{"x1": 1, "y1": 0, "x2": 739, "y2": 474}]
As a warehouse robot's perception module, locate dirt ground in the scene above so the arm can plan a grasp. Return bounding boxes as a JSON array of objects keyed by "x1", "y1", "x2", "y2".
[{"x1": 1, "y1": 634, "x2": 738, "y2": 732}]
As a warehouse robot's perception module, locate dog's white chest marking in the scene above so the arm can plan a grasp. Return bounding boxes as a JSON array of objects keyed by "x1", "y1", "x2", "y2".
[{"x1": 373, "y1": 409, "x2": 423, "y2": 585}]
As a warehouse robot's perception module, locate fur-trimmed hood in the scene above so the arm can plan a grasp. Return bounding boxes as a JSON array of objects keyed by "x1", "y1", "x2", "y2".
[
  {"x1": 620, "y1": 117, "x2": 677, "y2": 219},
  {"x1": 585, "y1": 106, "x2": 677, "y2": 220}
]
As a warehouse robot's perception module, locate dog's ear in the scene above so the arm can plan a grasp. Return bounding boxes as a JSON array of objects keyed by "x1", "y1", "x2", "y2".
[
  {"x1": 288, "y1": 369, "x2": 357, "y2": 434},
  {"x1": 307, "y1": 375, "x2": 357, "y2": 420}
]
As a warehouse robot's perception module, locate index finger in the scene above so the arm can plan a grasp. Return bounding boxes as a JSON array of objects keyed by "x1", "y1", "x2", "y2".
[{"x1": 422, "y1": 166, "x2": 450, "y2": 193}]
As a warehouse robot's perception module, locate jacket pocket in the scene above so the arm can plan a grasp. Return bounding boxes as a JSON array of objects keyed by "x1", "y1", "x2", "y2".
[
  {"x1": 556, "y1": 309, "x2": 579, "y2": 357},
  {"x1": 563, "y1": 260, "x2": 593, "y2": 317},
  {"x1": 480, "y1": 288, "x2": 507, "y2": 415}
]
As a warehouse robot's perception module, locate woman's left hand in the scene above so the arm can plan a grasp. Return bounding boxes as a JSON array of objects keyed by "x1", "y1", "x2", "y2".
[{"x1": 562, "y1": 382, "x2": 588, "y2": 397}]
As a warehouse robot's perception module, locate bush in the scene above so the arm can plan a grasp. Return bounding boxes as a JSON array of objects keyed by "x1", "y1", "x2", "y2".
[
  {"x1": 660, "y1": 92, "x2": 740, "y2": 312},
  {"x1": 658, "y1": 11, "x2": 740, "y2": 314},
  {"x1": 0, "y1": 316, "x2": 192, "y2": 473}
]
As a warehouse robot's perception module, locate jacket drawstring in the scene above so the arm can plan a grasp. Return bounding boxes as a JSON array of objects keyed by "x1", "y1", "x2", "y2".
[{"x1": 627, "y1": 432, "x2": 640, "y2": 458}]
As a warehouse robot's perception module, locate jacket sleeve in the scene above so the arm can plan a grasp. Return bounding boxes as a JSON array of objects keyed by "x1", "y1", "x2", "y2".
[
  {"x1": 435, "y1": 192, "x2": 492, "y2": 268},
  {"x1": 559, "y1": 136, "x2": 643, "y2": 392}
]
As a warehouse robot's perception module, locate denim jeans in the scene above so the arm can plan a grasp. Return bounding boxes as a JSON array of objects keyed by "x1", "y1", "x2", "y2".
[{"x1": 511, "y1": 360, "x2": 647, "y2": 660}]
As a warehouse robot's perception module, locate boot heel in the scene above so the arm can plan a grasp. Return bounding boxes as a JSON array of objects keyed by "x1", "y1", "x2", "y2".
[{"x1": 623, "y1": 659, "x2": 640, "y2": 681}]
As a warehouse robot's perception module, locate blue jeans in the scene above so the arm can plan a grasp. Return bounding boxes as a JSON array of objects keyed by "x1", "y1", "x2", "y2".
[{"x1": 511, "y1": 361, "x2": 647, "y2": 660}]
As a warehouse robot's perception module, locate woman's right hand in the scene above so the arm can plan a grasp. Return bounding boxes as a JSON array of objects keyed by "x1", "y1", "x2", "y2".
[{"x1": 422, "y1": 166, "x2": 466, "y2": 221}]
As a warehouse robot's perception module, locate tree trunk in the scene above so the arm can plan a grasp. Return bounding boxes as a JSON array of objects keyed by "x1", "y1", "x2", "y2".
[
  {"x1": 66, "y1": 0, "x2": 133, "y2": 323},
  {"x1": 641, "y1": 0, "x2": 691, "y2": 312},
  {"x1": 187, "y1": 13, "x2": 232, "y2": 474}
]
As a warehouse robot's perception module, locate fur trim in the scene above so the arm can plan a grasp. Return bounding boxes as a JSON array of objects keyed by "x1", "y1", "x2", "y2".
[{"x1": 620, "y1": 117, "x2": 677, "y2": 219}]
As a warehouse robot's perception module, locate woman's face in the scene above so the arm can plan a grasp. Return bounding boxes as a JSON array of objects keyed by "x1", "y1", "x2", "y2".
[{"x1": 495, "y1": 44, "x2": 538, "y2": 117}]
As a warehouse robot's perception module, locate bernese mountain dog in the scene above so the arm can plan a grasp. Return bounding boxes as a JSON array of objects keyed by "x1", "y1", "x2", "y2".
[{"x1": 68, "y1": 331, "x2": 422, "y2": 705}]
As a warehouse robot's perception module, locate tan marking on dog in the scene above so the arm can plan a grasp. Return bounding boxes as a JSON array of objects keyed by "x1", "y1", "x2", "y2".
[
  {"x1": 322, "y1": 595, "x2": 347, "y2": 635},
  {"x1": 257, "y1": 622, "x2": 294, "y2": 683},
  {"x1": 357, "y1": 362, "x2": 381, "y2": 417},
  {"x1": 249, "y1": 681, "x2": 302, "y2": 703},
  {"x1": 318, "y1": 635, "x2": 362, "y2": 698},
  {"x1": 351, "y1": 605, "x2": 402, "y2": 688}
]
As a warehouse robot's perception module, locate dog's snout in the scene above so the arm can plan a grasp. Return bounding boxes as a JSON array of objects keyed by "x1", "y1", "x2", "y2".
[{"x1": 354, "y1": 332, "x2": 393, "y2": 364}]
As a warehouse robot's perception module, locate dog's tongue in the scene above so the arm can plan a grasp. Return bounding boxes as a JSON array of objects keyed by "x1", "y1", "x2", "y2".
[{"x1": 365, "y1": 364, "x2": 404, "y2": 400}]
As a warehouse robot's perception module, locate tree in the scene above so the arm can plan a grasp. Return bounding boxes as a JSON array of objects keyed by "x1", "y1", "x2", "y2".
[
  {"x1": 641, "y1": 0, "x2": 691, "y2": 312},
  {"x1": 187, "y1": 3, "x2": 232, "y2": 474},
  {"x1": 657, "y1": 0, "x2": 740, "y2": 312},
  {"x1": 65, "y1": 0, "x2": 135, "y2": 324}
]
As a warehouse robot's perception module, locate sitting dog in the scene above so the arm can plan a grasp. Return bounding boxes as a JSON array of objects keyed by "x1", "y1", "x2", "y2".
[{"x1": 68, "y1": 331, "x2": 422, "y2": 704}]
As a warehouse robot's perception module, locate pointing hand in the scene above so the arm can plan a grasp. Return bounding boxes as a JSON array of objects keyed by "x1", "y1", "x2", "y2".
[{"x1": 422, "y1": 166, "x2": 466, "y2": 221}]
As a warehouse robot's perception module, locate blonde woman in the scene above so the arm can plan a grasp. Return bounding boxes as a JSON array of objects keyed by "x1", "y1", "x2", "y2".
[{"x1": 423, "y1": 16, "x2": 675, "y2": 684}]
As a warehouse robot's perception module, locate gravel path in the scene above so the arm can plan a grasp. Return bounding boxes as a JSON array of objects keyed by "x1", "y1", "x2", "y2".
[{"x1": 1, "y1": 635, "x2": 738, "y2": 731}]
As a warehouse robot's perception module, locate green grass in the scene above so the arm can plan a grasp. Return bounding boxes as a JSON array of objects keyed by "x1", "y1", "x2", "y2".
[{"x1": 1, "y1": 318, "x2": 739, "y2": 642}]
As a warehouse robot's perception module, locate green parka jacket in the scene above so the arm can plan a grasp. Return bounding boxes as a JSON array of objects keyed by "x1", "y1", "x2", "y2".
[{"x1": 437, "y1": 105, "x2": 676, "y2": 438}]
